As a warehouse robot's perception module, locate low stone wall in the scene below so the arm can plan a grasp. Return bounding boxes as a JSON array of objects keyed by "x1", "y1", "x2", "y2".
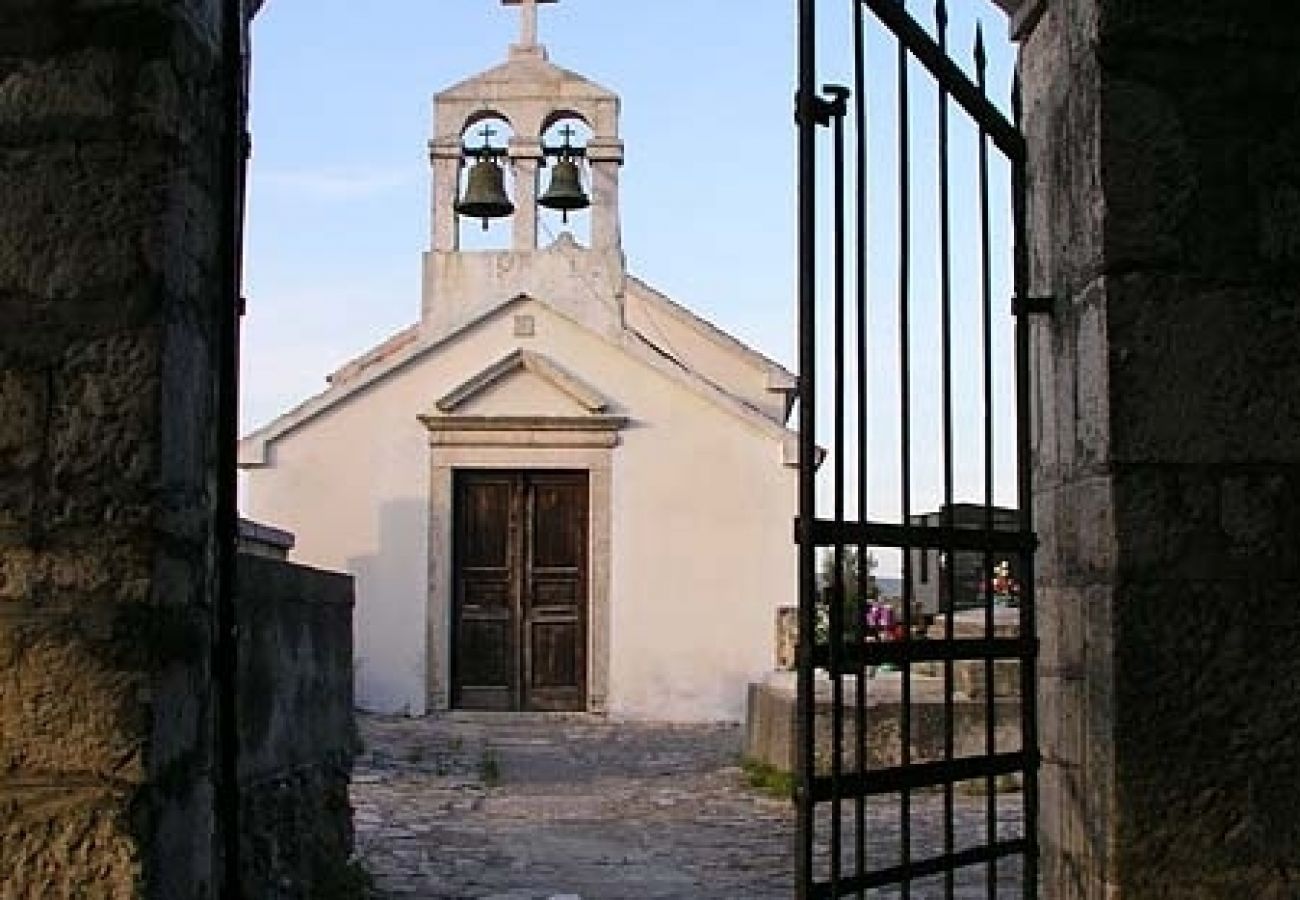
[
  {"x1": 236, "y1": 553, "x2": 356, "y2": 898},
  {"x1": 745, "y1": 671, "x2": 1021, "y2": 779}
]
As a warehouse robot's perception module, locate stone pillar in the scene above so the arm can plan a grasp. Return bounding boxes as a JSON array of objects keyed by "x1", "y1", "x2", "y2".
[
  {"x1": 587, "y1": 138, "x2": 624, "y2": 252},
  {"x1": 430, "y1": 138, "x2": 462, "y2": 252},
  {"x1": 0, "y1": 1, "x2": 236, "y2": 895},
  {"x1": 510, "y1": 139, "x2": 541, "y2": 252},
  {"x1": 1022, "y1": 3, "x2": 1300, "y2": 897}
]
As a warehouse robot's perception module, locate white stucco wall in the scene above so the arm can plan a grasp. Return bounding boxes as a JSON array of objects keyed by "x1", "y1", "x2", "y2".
[{"x1": 243, "y1": 294, "x2": 797, "y2": 722}]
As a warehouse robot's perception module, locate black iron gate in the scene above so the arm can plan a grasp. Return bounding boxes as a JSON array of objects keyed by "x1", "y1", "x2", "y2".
[{"x1": 795, "y1": 0, "x2": 1039, "y2": 897}]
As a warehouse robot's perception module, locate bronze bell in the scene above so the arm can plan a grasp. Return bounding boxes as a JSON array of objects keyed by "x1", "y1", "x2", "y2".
[
  {"x1": 539, "y1": 157, "x2": 590, "y2": 222},
  {"x1": 456, "y1": 158, "x2": 514, "y2": 229}
]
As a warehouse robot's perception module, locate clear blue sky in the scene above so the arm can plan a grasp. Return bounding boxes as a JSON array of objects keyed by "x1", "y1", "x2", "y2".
[{"x1": 240, "y1": 0, "x2": 1021, "y2": 572}]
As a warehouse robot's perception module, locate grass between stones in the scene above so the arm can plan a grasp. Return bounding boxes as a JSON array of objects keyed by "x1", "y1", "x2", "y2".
[
  {"x1": 741, "y1": 757, "x2": 795, "y2": 800},
  {"x1": 478, "y1": 746, "x2": 502, "y2": 787}
]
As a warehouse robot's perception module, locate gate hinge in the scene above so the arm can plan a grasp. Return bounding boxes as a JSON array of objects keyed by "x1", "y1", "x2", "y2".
[
  {"x1": 794, "y1": 86, "x2": 849, "y2": 128},
  {"x1": 1012, "y1": 295, "x2": 1055, "y2": 317}
]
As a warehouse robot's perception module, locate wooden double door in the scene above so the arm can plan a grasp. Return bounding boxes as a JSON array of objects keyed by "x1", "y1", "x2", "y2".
[{"x1": 452, "y1": 470, "x2": 589, "y2": 712}]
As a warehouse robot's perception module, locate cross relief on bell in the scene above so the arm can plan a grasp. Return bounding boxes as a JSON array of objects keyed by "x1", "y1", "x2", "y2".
[
  {"x1": 455, "y1": 125, "x2": 516, "y2": 229},
  {"x1": 538, "y1": 124, "x2": 591, "y2": 223},
  {"x1": 454, "y1": 122, "x2": 591, "y2": 230}
]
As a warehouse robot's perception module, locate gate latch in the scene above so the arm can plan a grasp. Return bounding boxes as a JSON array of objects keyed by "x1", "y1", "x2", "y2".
[
  {"x1": 1012, "y1": 295, "x2": 1055, "y2": 317},
  {"x1": 794, "y1": 85, "x2": 850, "y2": 128}
]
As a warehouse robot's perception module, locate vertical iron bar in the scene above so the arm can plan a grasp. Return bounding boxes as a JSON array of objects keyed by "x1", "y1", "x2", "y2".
[
  {"x1": 829, "y1": 82, "x2": 850, "y2": 898},
  {"x1": 974, "y1": 26, "x2": 999, "y2": 898},
  {"x1": 934, "y1": 3, "x2": 955, "y2": 898},
  {"x1": 796, "y1": 0, "x2": 819, "y2": 895},
  {"x1": 1011, "y1": 72, "x2": 1041, "y2": 900},
  {"x1": 895, "y1": 9, "x2": 913, "y2": 895},
  {"x1": 852, "y1": 2, "x2": 869, "y2": 894},
  {"x1": 217, "y1": 1, "x2": 248, "y2": 896}
]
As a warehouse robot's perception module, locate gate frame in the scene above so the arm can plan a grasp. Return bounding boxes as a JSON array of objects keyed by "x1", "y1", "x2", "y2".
[{"x1": 795, "y1": 1, "x2": 1046, "y2": 896}]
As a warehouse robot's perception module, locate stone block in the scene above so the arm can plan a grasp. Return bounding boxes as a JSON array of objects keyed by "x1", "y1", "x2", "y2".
[
  {"x1": 1113, "y1": 464, "x2": 1300, "y2": 582},
  {"x1": 0, "y1": 368, "x2": 44, "y2": 471},
  {"x1": 0, "y1": 781, "x2": 139, "y2": 898},
  {"x1": 0, "y1": 545, "x2": 38, "y2": 603},
  {"x1": 953, "y1": 659, "x2": 1021, "y2": 700},
  {"x1": 1037, "y1": 476, "x2": 1116, "y2": 582},
  {"x1": 1037, "y1": 585, "x2": 1087, "y2": 679},
  {"x1": 0, "y1": 367, "x2": 46, "y2": 532},
  {"x1": 1218, "y1": 469, "x2": 1300, "y2": 578},
  {"x1": 1107, "y1": 276, "x2": 1300, "y2": 465},
  {"x1": 744, "y1": 673, "x2": 1022, "y2": 776},
  {"x1": 1098, "y1": 2, "x2": 1300, "y2": 55},
  {"x1": 1071, "y1": 291, "x2": 1109, "y2": 470},
  {"x1": 1058, "y1": 677, "x2": 1087, "y2": 770},
  {"x1": 1099, "y1": 78, "x2": 1194, "y2": 271},
  {"x1": 0, "y1": 532, "x2": 154, "y2": 608},
  {"x1": 47, "y1": 332, "x2": 160, "y2": 530},
  {"x1": 1031, "y1": 318, "x2": 1062, "y2": 485},
  {"x1": 0, "y1": 50, "x2": 118, "y2": 143},
  {"x1": 0, "y1": 143, "x2": 171, "y2": 317},
  {"x1": 0, "y1": 612, "x2": 149, "y2": 782},
  {"x1": 1020, "y1": 1, "x2": 1105, "y2": 297},
  {"x1": 1108, "y1": 576, "x2": 1300, "y2": 893}
]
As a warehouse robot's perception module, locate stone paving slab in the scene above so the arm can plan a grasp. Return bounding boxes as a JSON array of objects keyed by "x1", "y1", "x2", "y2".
[{"x1": 351, "y1": 714, "x2": 1027, "y2": 899}]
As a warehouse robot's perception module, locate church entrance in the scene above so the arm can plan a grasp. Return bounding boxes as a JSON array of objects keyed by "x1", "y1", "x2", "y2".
[{"x1": 452, "y1": 470, "x2": 589, "y2": 712}]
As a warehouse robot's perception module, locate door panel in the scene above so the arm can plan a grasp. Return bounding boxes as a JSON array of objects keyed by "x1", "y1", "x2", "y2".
[
  {"x1": 523, "y1": 474, "x2": 587, "y2": 711},
  {"x1": 453, "y1": 475, "x2": 517, "y2": 710},
  {"x1": 452, "y1": 470, "x2": 588, "y2": 712}
]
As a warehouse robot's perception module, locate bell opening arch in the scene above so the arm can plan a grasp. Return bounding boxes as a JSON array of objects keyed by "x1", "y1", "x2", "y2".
[{"x1": 538, "y1": 115, "x2": 594, "y2": 247}]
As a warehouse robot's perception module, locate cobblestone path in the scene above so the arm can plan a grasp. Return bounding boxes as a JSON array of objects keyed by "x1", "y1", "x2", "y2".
[{"x1": 352, "y1": 714, "x2": 1026, "y2": 900}]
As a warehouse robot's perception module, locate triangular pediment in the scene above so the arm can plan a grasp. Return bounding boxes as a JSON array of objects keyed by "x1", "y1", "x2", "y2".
[{"x1": 434, "y1": 349, "x2": 610, "y2": 416}]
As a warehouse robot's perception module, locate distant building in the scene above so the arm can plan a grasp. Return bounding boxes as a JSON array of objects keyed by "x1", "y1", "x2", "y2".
[
  {"x1": 908, "y1": 503, "x2": 1020, "y2": 615},
  {"x1": 238, "y1": 2, "x2": 798, "y2": 722}
]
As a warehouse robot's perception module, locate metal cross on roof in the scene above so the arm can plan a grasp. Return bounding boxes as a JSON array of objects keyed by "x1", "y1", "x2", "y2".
[{"x1": 502, "y1": 0, "x2": 558, "y2": 48}]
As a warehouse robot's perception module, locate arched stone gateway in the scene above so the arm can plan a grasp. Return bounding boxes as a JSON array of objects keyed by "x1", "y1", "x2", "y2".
[{"x1": 3, "y1": 0, "x2": 1299, "y2": 896}]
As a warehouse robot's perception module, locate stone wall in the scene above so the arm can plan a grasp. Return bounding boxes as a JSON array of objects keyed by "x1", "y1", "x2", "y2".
[
  {"x1": 236, "y1": 553, "x2": 356, "y2": 899},
  {"x1": 1021, "y1": 2, "x2": 1300, "y2": 897},
  {"x1": 0, "y1": 2, "x2": 231, "y2": 896},
  {"x1": 745, "y1": 672, "x2": 1022, "y2": 778}
]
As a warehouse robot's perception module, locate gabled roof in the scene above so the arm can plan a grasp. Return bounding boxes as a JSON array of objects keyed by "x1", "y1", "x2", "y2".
[
  {"x1": 435, "y1": 349, "x2": 610, "y2": 414},
  {"x1": 240, "y1": 290, "x2": 800, "y2": 469},
  {"x1": 628, "y1": 276, "x2": 795, "y2": 388}
]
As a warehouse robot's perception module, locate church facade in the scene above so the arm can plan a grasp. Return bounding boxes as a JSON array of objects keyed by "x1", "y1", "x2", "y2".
[{"x1": 239, "y1": 2, "x2": 798, "y2": 721}]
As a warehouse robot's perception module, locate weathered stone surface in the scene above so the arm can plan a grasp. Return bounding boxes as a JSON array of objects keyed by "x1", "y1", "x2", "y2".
[
  {"x1": 1024, "y1": 0, "x2": 1300, "y2": 895},
  {"x1": 744, "y1": 673, "x2": 1022, "y2": 776},
  {"x1": 1106, "y1": 281, "x2": 1300, "y2": 466},
  {"x1": 0, "y1": 613, "x2": 148, "y2": 782},
  {"x1": 0, "y1": 1, "x2": 229, "y2": 896},
  {"x1": 235, "y1": 553, "x2": 357, "y2": 899},
  {"x1": 353, "y1": 714, "x2": 1027, "y2": 899},
  {"x1": 239, "y1": 766, "x2": 354, "y2": 900},
  {"x1": 0, "y1": 782, "x2": 139, "y2": 899},
  {"x1": 0, "y1": 535, "x2": 155, "y2": 608}
]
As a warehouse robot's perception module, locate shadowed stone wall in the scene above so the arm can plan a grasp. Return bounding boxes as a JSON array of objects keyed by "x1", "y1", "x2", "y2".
[
  {"x1": 1021, "y1": 2, "x2": 1300, "y2": 897},
  {"x1": 236, "y1": 554, "x2": 356, "y2": 899},
  {"x1": 0, "y1": 2, "x2": 231, "y2": 896}
]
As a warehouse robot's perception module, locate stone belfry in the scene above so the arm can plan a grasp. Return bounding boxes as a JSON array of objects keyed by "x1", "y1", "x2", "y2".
[{"x1": 423, "y1": 0, "x2": 626, "y2": 333}]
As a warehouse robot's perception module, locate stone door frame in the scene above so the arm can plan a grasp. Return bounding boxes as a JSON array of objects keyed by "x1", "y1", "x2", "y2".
[{"x1": 422, "y1": 416, "x2": 624, "y2": 714}]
